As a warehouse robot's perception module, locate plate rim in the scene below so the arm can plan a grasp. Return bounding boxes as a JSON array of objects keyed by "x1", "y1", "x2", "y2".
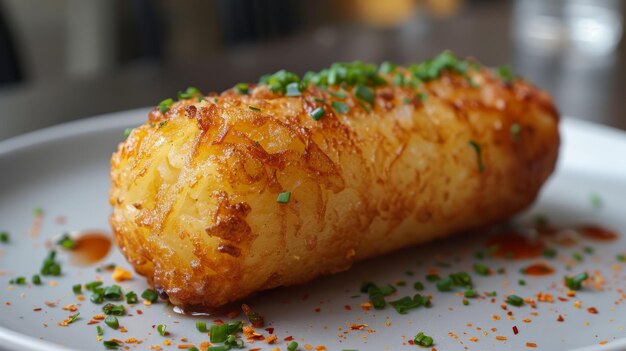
[{"x1": 1, "y1": 111, "x2": 625, "y2": 351}]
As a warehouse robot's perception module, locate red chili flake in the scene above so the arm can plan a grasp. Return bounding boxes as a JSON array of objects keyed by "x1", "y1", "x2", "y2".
[
  {"x1": 136, "y1": 309, "x2": 143, "y2": 315},
  {"x1": 249, "y1": 349, "x2": 262, "y2": 351},
  {"x1": 587, "y1": 307, "x2": 599, "y2": 314},
  {"x1": 557, "y1": 297, "x2": 569, "y2": 302},
  {"x1": 408, "y1": 340, "x2": 415, "y2": 345},
  {"x1": 265, "y1": 328, "x2": 274, "y2": 334},
  {"x1": 557, "y1": 315, "x2": 564, "y2": 322},
  {"x1": 314, "y1": 308, "x2": 321, "y2": 313},
  {"x1": 513, "y1": 326, "x2": 519, "y2": 335},
  {"x1": 344, "y1": 305, "x2": 352, "y2": 311},
  {"x1": 33, "y1": 308, "x2": 42, "y2": 312},
  {"x1": 283, "y1": 336, "x2": 294, "y2": 341},
  {"x1": 5, "y1": 302, "x2": 10, "y2": 306},
  {"x1": 213, "y1": 319, "x2": 224, "y2": 325}
]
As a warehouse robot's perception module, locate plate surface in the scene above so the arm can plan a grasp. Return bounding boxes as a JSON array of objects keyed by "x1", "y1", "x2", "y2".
[{"x1": 0, "y1": 110, "x2": 625, "y2": 351}]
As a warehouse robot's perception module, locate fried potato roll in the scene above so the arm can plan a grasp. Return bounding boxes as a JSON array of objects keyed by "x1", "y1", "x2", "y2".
[{"x1": 109, "y1": 54, "x2": 559, "y2": 309}]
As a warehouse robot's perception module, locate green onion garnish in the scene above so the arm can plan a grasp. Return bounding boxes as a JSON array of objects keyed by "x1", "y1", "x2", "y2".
[
  {"x1": 331, "y1": 101, "x2": 350, "y2": 114},
  {"x1": 177, "y1": 87, "x2": 201, "y2": 100},
  {"x1": 102, "y1": 303, "x2": 125, "y2": 316},
  {"x1": 40, "y1": 251, "x2": 61, "y2": 276},
  {"x1": 157, "y1": 98, "x2": 174, "y2": 113},
  {"x1": 468, "y1": 140, "x2": 485, "y2": 172},
  {"x1": 32, "y1": 275, "x2": 41, "y2": 285},
  {"x1": 96, "y1": 325, "x2": 103, "y2": 336},
  {"x1": 104, "y1": 315, "x2": 119, "y2": 329},
  {"x1": 413, "y1": 281, "x2": 424, "y2": 291},
  {"x1": 505, "y1": 294, "x2": 524, "y2": 307},
  {"x1": 543, "y1": 248, "x2": 557, "y2": 258},
  {"x1": 85, "y1": 281, "x2": 103, "y2": 291},
  {"x1": 14, "y1": 277, "x2": 26, "y2": 285},
  {"x1": 123, "y1": 128, "x2": 132, "y2": 139},
  {"x1": 309, "y1": 107, "x2": 325, "y2": 121},
  {"x1": 617, "y1": 254, "x2": 626, "y2": 262},
  {"x1": 354, "y1": 84, "x2": 374, "y2": 105},
  {"x1": 486, "y1": 291, "x2": 497, "y2": 297},
  {"x1": 157, "y1": 324, "x2": 167, "y2": 336},
  {"x1": 417, "y1": 92, "x2": 428, "y2": 102},
  {"x1": 414, "y1": 332, "x2": 434, "y2": 347},
  {"x1": 379, "y1": 61, "x2": 396, "y2": 74},
  {"x1": 464, "y1": 289, "x2": 477, "y2": 298},
  {"x1": 141, "y1": 289, "x2": 158, "y2": 302},
  {"x1": 209, "y1": 324, "x2": 229, "y2": 343},
  {"x1": 90, "y1": 292, "x2": 104, "y2": 304},
  {"x1": 276, "y1": 192, "x2": 291, "y2": 204},
  {"x1": 473, "y1": 263, "x2": 489, "y2": 276},
  {"x1": 72, "y1": 284, "x2": 82, "y2": 295},
  {"x1": 288, "y1": 341, "x2": 299, "y2": 351},
  {"x1": 104, "y1": 285, "x2": 123, "y2": 300},
  {"x1": 389, "y1": 294, "x2": 430, "y2": 314},
  {"x1": 103, "y1": 340, "x2": 121, "y2": 350},
  {"x1": 425, "y1": 274, "x2": 440, "y2": 282},
  {"x1": 0, "y1": 231, "x2": 9, "y2": 243},
  {"x1": 495, "y1": 65, "x2": 515, "y2": 83},
  {"x1": 329, "y1": 90, "x2": 347, "y2": 99},
  {"x1": 393, "y1": 73, "x2": 405, "y2": 86},
  {"x1": 518, "y1": 279, "x2": 526, "y2": 286},
  {"x1": 510, "y1": 123, "x2": 521, "y2": 139},
  {"x1": 235, "y1": 83, "x2": 249, "y2": 95},
  {"x1": 564, "y1": 272, "x2": 588, "y2": 291},
  {"x1": 188, "y1": 348, "x2": 199, "y2": 351},
  {"x1": 573, "y1": 252, "x2": 584, "y2": 262},
  {"x1": 196, "y1": 321, "x2": 208, "y2": 333},
  {"x1": 285, "y1": 82, "x2": 302, "y2": 97},
  {"x1": 590, "y1": 193, "x2": 603, "y2": 209},
  {"x1": 125, "y1": 291, "x2": 138, "y2": 304},
  {"x1": 436, "y1": 277, "x2": 452, "y2": 292},
  {"x1": 248, "y1": 106, "x2": 261, "y2": 111}
]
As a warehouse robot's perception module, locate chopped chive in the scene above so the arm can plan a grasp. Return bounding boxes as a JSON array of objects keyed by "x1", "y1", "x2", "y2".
[
  {"x1": 96, "y1": 325, "x2": 103, "y2": 336},
  {"x1": 104, "y1": 285, "x2": 123, "y2": 300},
  {"x1": 125, "y1": 291, "x2": 138, "y2": 304},
  {"x1": 329, "y1": 90, "x2": 347, "y2": 99},
  {"x1": 379, "y1": 61, "x2": 396, "y2": 74},
  {"x1": 0, "y1": 231, "x2": 8, "y2": 243},
  {"x1": 331, "y1": 101, "x2": 350, "y2": 114},
  {"x1": 31, "y1": 275, "x2": 41, "y2": 285},
  {"x1": 583, "y1": 246, "x2": 594, "y2": 254},
  {"x1": 235, "y1": 83, "x2": 249, "y2": 95},
  {"x1": 288, "y1": 341, "x2": 299, "y2": 351},
  {"x1": 177, "y1": 87, "x2": 201, "y2": 100},
  {"x1": 505, "y1": 294, "x2": 524, "y2": 307},
  {"x1": 414, "y1": 332, "x2": 434, "y2": 347},
  {"x1": 413, "y1": 281, "x2": 424, "y2": 291},
  {"x1": 90, "y1": 292, "x2": 104, "y2": 304},
  {"x1": 33, "y1": 207, "x2": 43, "y2": 216},
  {"x1": 354, "y1": 84, "x2": 374, "y2": 105},
  {"x1": 449, "y1": 272, "x2": 473, "y2": 289},
  {"x1": 617, "y1": 254, "x2": 626, "y2": 262},
  {"x1": 157, "y1": 324, "x2": 167, "y2": 336},
  {"x1": 210, "y1": 324, "x2": 229, "y2": 343},
  {"x1": 72, "y1": 284, "x2": 82, "y2": 295},
  {"x1": 393, "y1": 73, "x2": 405, "y2": 86},
  {"x1": 141, "y1": 289, "x2": 158, "y2": 302},
  {"x1": 464, "y1": 289, "x2": 477, "y2": 298},
  {"x1": 85, "y1": 281, "x2": 103, "y2": 291},
  {"x1": 436, "y1": 277, "x2": 452, "y2": 292},
  {"x1": 102, "y1": 303, "x2": 125, "y2": 316},
  {"x1": 518, "y1": 279, "x2": 526, "y2": 286},
  {"x1": 389, "y1": 295, "x2": 423, "y2": 314},
  {"x1": 276, "y1": 192, "x2": 291, "y2": 204},
  {"x1": 188, "y1": 348, "x2": 199, "y2": 351},
  {"x1": 426, "y1": 274, "x2": 440, "y2": 282},
  {"x1": 564, "y1": 272, "x2": 588, "y2": 291},
  {"x1": 104, "y1": 315, "x2": 119, "y2": 329},
  {"x1": 67, "y1": 312, "x2": 80, "y2": 324},
  {"x1": 468, "y1": 140, "x2": 485, "y2": 172},
  {"x1": 573, "y1": 252, "x2": 584, "y2": 262},
  {"x1": 495, "y1": 65, "x2": 515, "y2": 83},
  {"x1": 473, "y1": 263, "x2": 489, "y2": 276},
  {"x1": 157, "y1": 98, "x2": 174, "y2": 113},
  {"x1": 103, "y1": 340, "x2": 121, "y2": 350},
  {"x1": 14, "y1": 276, "x2": 26, "y2": 285},
  {"x1": 196, "y1": 321, "x2": 208, "y2": 333},
  {"x1": 40, "y1": 251, "x2": 61, "y2": 276},
  {"x1": 123, "y1": 128, "x2": 132, "y2": 139},
  {"x1": 248, "y1": 106, "x2": 260, "y2": 112},
  {"x1": 285, "y1": 82, "x2": 302, "y2": 97},
  {"x1": 463, "y1": 299, "x2": 470, "y2": 305},
  {"x1": 417, "y1": 92, "x2": 428, "y2": 102},
  {"x1": 486, "y1": 291, "x2": 497, "y2": 297},
  {"x1": 309, "y1": 107, "x2": 325, "y2": 121}
]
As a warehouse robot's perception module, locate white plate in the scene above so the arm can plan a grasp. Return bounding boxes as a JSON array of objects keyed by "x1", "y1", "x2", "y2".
[{"x1": 0, "y1": 110, "x2": 625, "y2": 351}]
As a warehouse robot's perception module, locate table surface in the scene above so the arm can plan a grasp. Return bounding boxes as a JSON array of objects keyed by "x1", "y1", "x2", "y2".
[{"x1": 0, "y1": 1, "x2": 624, "y2": 141}]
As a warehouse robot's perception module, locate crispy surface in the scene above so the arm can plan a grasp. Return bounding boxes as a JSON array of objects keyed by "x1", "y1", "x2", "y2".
[{"x1": 109, "y1": 68, "x2": 559, "y2": 309}]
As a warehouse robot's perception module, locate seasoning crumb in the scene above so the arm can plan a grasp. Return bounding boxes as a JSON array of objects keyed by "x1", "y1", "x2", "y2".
[
  {"x1": 112, "y1": 267, "x2": 133, "y2": 282},
  {"x1": 526, "y1": 342, "x2": 538, "y2": 348},
  {"x1": 557, "y1": 315, "x2": 565, "y2": 322},
  {"x1": 496, "y1": 336, "x2": 508, "y2": 341}
]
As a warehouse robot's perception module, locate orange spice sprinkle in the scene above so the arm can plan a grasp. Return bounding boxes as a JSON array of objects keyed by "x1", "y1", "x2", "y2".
[
  {"x1": 163, "y1": 340, "x2": 171, "y2": 346},
  {"x1": 469, "y1": 337, "x2": 478, "y2": 342},
  {"x1": 574, "y1": 300, "x2": 582, "y2": 309},
  {"x1": 265, "y1": 335, "x2": 278, "y2": 344},
  {"x1": 112, "y1": 267, "x2": 133, "y2": 282},
  {"x1": 76, "y1": 295, "x2": 86, "y2": 301},
  {"x1": 491, "y1": 315, "x2": 501, "y2": 320},
  {"x1": 62, "y1": 304, "x2": 78, "y2": 312},
  {"x1": 177, "y1": 344, "x2": 195, "y2": 349},
  {"x1": 360, "y1": 302, "x2": 372, "y2": 311},
  {"x1": 92, "y1": 314, "x2": 105, "y2": 320},
  {"x1": 350, "y1": 324, "x2": 368, "y2": 330},
  {"x1": 304, "y1": 344, "x2": 313, "y2": 350},
  {"x1": 315, "y1": 346, "x2": 327, "y2": 351},
  {"x1": 599, "y1": 340, "x2": 609, "y2": 345},
  {"x1": 523, "y1": 318, "x2": 532, "y2": 323},
  {"x1": 526, "y1": 342, "x2": 538, "y2": 348},
  {"x1": 496, "y1": 336, "x2": 508, "y2": 341},
  {"x1": 588, "y1": 307, "x2": 599, "y2": 314},
  {"x1": 566, "y1": 291, "x2": 576, "y2": 297},
  {"x1": 125, "y1": 338, "x2": 138, "y2": 343},
  {"x1": 119, "y1": 327, "x2": 128, "y2": 333}
]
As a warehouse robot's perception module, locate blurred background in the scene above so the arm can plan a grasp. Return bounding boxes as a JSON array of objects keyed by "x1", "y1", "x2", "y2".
[{"x1": 0, "y1": 0, "x2": 624, "y2": 140}]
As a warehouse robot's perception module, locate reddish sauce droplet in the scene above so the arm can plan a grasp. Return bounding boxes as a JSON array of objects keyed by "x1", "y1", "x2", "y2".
[
  {"x1": 68, "y1": 231, "x2": 112, "y2": 266},
  {"x1": 486, "y1": 232, "x2": 545, "y2": 259},
  {"x1": 578, "y1": 225, "x2": 619, "y2": 241},
  {"x1": 523, "y1": 263, "x2": 555, "y2": 276}
]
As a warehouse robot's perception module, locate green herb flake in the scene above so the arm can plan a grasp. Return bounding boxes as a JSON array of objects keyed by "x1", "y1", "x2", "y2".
[
  {"x1": 473, "y1": 263, "x2": 489, "y2": 276},
  {"x1": 177, "y1": 86, "x2": 201, "y2": 100},
  {"x1": 354, "y1": 84, "x2": 375, "y2": 105},
  {"x1": 0, "y1": 231, "x2": 8, "y2": 243},
  {"x1": 125, "y1": 291, "x2": 138, "y2": 304},
  {"x1": 72, "y1": 284, "x2": 82, "y2": 295},
  {"x1": 104, "y1": 315, "x2": 119, "y2": 330},
  {"x1": 97, "y1": 325, "x2": 103, "y2": 336},
  {"x1": 413, "y1": 281, "x2": 424, "y2": 291},
  {"x1": 235, "y1": 83, "x2": 249, "y2": 95},
  {"x1": 332, "y1": 101, "x2": 350, "y2": 114},
  {"x1": 426, "y1": 274, "x2": 440, "y2": 282},
  {"x1": 617, "y1": 254, "x2": 626, "y2": 262},
  {"x1": 468, "y1": 140, "x2": 485, "y2": 172},
  {"x1": 505, "y1": 294, "x2": 524, "y2": 307},
  {"x1": 309, "y1": 107, "x2": 326, "y2": 121},
  {"x1": 157, "y1": 98, "x2": 174, "y2": 114},
  {"x1": 141, "y1": 289, "x2": 158, "y2": 303},
  {"x1": 379, "y1": 61, "x2": 396, "y2": 74},
  {"x1": 288, "y1": 341, "x2": 299, "y2": 351},
  {"x1": 417, "y1": 92, "x2": 428, "y2": 102},
  {"x1": 590, "y1": 193, "x2": 603, "y2": 209},
  {"x1": 518, "y1": 279, "x2": 526, "y2": 286},
  {"x1": 464, "y1": 289, "x2": 477, "y2": 298},
  {"x1": 436, "y1": 276, "x2": 453, "y2": 292},
  {"x1": 123, "y1": 128, "x2": 132, "y2": 139},
  {"x1": 543, "y1": 248, "x2": 557, "y2": 259},
  {"x1": 285, "y1": 82, "x2": 302, "y2": 97},
  {"x1": 196, "y1": 321, "x2": 208, "y2": 333},
  {"x1": 32, "y1": 275, "x2": 41, "y2": 285},
  {"x1": 102, "y1": 303, "x2": 125, "y2": 316},
  {"x1": 248, "y1": 106, "x2": 261, "y2": 112},
  {"x1": 57, "y1": 233, "x2": 76, "y2": 250},
  {"x1": 276, "y1": 191, "x2": 291, "y2": 204},
  {"x1": 564, "y1": 272, "x2": 588, "y2": 291},
  {"x1": 157, "y1": 324, "x2": 167, "y2": 336}
]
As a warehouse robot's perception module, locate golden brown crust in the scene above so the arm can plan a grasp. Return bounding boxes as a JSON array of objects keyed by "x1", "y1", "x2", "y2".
[{"x1": 109, "y1": 67, "x2": 559, "y2": 308}]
